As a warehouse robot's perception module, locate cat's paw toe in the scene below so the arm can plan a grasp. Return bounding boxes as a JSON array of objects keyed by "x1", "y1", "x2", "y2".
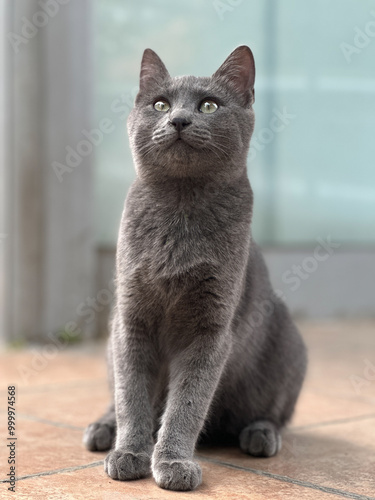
[
  {"x1": 83, "y1": 422, "x2": 115, "y2": 451},
  {"x1": 153, "y1": 460, "x2": 202, "y2": 491},
  {"x1": 240, "y1": 420, "x2": 281, "y2": 457},
  {"x1": 104, "y1": 449, "x2": 151, "y2": 480}
]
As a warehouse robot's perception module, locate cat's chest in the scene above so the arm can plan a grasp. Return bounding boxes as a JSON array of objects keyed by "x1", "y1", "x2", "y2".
[
  {"x1": 118, "y1": 182, "x2": 250, "y2": 285},
  {"x1": 124, "y1": 203, "x2": 219, "y2": 275}
]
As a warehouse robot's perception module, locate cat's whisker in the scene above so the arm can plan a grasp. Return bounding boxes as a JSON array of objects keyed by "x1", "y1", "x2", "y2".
[
  {"x1": 205, "y1": 144, "x2": 226, "y2": 165},
  {"x1": 139, "y1": 142, "x2": 160, "y2": 159},
  {"x1": 138, "y1": 143, "x2": 156, "y2": 155},
  {"x1": 212, "y1": 142, "x2": 231, "y2": 157},
  {"x1": 138, "y1": 141, "x2": 153, "y2": 151},
  {"x1": 189, "y1": 130, "x2": 211, "y2": 141},
  {"x1": 206, "y1": 143, "x2": 231, "y2": 162},
  {"x1": 211, "y1": 133, "x2": 233, "y2": 140}
]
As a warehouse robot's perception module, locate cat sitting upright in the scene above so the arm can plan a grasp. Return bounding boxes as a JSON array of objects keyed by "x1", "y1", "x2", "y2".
[{"x1": 83, "y1": 45, "x2": 307, "y2": 491}]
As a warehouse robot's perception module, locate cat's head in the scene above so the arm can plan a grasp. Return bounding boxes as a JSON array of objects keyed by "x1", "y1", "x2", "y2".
[{"x1": 128, "y1": 46, "x2": 255, "y2": 182}]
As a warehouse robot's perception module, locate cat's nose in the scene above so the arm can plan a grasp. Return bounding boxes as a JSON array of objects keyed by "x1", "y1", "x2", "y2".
[{"x1": 170, "y1": 117, "x2": 191, "y2": 132}]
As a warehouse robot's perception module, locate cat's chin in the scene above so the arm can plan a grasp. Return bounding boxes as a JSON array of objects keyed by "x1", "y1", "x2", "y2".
[
  {"x1": 164, "y1": 139, "x2": 197, "y2": 163},
  {"x1": 169, "y1": 138, "x2": 195, "y2": 150}
]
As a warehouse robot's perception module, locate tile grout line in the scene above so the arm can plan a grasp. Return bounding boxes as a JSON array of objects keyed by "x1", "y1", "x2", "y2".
[
  {"x1": 0, "y1": 461, "x2": 104, "y2": 483},
  {"x1": 16, "y1": 413, "x2": 85, "y2": 430},
  {"x1": 197, "y1": 455, "x2": 375, "y2": 500},
  {"x1": 291, "y1": 412, "x2": 375, "y2": 432},
  {"x1": 0, "y1": 411, "x2": 86, "y2": 430},
  {"x1": 301, "y1": 389, "x2": 375, "y2": 407}
]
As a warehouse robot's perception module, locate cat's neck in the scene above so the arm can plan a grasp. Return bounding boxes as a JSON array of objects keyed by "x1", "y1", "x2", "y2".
[
  {"x1": 132, "y1": 170, "x2": 252, "y2": 213},
  {"x1": 140, "y1": 171, "x2": 246, "y2": 197}
]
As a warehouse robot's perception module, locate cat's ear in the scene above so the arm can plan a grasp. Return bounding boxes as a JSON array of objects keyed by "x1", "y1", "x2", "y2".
[
  {"x1": 213, "y1": 45, "x2": 255, "y2": 103},
  {"x1": 139, "y1": 49, "x2": 170, "y2": 92}
]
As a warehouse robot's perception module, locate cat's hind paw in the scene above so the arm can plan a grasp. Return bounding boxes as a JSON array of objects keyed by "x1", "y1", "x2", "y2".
[
  {"x1": 153, "y1": 459, "x2": 202, "y2": 491},
  {"x1": 239, "y1": 420, "x2": 281, "y2": 457},
  {"x1": 104, "y1": 449, "x2": 151, "y2": 480},
  {"x1": 83, "y1": 422, "x2": 115, "y2": 451}
]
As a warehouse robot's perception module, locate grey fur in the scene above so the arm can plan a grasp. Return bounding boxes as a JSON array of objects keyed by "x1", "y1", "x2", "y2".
[{"x1": 84, "y1": 46, "x2": 307, "y2": 491}]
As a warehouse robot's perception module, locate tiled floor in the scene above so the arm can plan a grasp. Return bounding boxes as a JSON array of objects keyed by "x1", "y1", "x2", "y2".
[{"x1": 1, "y1": 321, "x2": 375, "y2": 499}]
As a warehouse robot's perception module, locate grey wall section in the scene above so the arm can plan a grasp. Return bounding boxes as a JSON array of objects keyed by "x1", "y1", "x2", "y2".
[
  {"x1": 8, "y1": 0, "x2": 44, "y2": 342},
  {"x1": 0, "y1": 0, "x2": 8, "y2": 345},
  {"x1": 264, "y1": 249, "x2": 375, "y2": 319},
  {"x1": 40, "y1": 0, "x2": 95, "y2": 338},
  {"x1": 2, "y1": 0, "x2": 95, "y2": 342}
]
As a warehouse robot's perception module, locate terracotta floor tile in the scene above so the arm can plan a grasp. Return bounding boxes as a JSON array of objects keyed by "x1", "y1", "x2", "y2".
[
  {"x1": 1, "y1": 321, "x2": 375, "y2": 498},
  {"x1": 298, "y1": 320, "x2": 375, "y2": 401},
  {"x1": 0, "y1": 419, "x2": 106, "y2": 479},
  {"x1": 10, "y1": 461, "x2": 340, "y2": 500},
  {"x1": 14, "y1": 383, "x2": 111, "y2": 428},
  {"x1": 0, "y1": 347, "x2": 107, "y2": 390},
  {"x1": 198, "y1": 416, "x2": 375, "y2": 497},
  {"x1": 291, "y1": 388, "x2": 375, "y2": 428}
]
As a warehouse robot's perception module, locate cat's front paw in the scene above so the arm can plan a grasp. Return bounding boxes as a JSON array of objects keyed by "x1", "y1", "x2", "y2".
[
  {"x1": 152, "y1": 459, "x2": 202, "y2": 491},
  {"x1": 104, "y1": 449, "x2": 151, "y2": 480}
]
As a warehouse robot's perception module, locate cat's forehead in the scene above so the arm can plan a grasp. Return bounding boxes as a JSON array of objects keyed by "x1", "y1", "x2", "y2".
[{"x1": 162, "y1": 75, "x2": 223, "y2": 100}]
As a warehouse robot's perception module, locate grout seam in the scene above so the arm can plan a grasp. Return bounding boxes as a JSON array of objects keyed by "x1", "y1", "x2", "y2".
[
  {"x1": 0, "y1": 411, "x2": 86, "y2": 430},
  {"x1": 197, "y1": 455, "x2": 375, "y2": 500},
  {"x1": 16, "y1": 413, "x2": 85, "y2": 430},
  {"x1": 292, "y1": 413, "x2": 375, "y2": 432},
  {"x1": 0, "y1": 461, "x2": 104, "y2": 483}
]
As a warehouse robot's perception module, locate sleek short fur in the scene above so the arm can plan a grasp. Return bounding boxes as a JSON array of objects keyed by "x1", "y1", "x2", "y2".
[{"x1": 84, "y1": 46, "x2": 307, "y2": 491}]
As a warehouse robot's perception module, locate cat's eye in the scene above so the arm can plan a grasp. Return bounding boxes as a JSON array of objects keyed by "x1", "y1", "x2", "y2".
[
  {"x1": 154, "y1": 100, "x2": 170, "y2": 112},
  {"x1": 199, "y1": 100, "x2": 218, "y2": 114}
]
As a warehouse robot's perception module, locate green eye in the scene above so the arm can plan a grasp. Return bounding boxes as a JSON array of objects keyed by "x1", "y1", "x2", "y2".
[
  {"x1": 199, "y1": 100, "x2": 218, "y2": 114},
  {"x1": 154, "y1": 100, "x2": 170, "y2": 112}
]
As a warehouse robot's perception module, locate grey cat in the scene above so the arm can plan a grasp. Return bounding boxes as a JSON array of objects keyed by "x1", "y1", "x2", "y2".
[{"x1": 83, "y1": 45, "x2": 307, "y2": 491}]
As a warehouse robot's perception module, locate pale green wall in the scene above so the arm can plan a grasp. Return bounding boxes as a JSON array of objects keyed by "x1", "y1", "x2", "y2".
[{"x1": 94, "y1": 0, "x2": 375, "y2": 246}]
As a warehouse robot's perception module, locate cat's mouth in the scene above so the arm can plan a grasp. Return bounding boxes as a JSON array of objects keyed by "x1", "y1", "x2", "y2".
[{"x1": 172, "y1": 136, "x2": 195, "y2": 149}]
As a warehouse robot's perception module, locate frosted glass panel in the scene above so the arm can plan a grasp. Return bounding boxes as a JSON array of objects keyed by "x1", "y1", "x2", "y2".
[{"x1": 94, "y1": 0, "x2": 375, "y2": 246}]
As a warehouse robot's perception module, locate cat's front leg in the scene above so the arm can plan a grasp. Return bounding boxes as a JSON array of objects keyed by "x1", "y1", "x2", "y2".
[
  {"x1": 104, "y1": 314, "x2": 157, "y2": 481},
  {"x1": 152, "y1": 332, "x2": 230, "y2": 491}
]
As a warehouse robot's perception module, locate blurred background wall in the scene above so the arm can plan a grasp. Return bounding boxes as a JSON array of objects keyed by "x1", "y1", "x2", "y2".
[{"x1": 0, "y1": 0, "x2": 374, "y2": 344}]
